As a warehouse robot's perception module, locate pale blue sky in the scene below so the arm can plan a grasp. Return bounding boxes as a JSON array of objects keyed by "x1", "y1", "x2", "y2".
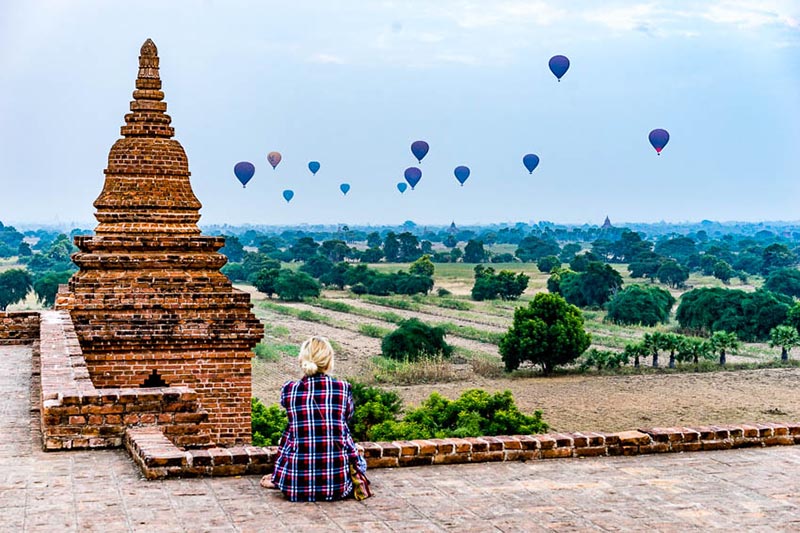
[{"x1": 1, "y1": 1, "x2": 798, "y2": 227}]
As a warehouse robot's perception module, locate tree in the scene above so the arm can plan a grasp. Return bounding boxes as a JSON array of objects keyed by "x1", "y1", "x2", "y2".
[
  {"x1": 274, "y1": 270, "x2": 321, "y2": 301},
  {"x1": 381, "y1": 318, "x2": 452, "y2": 362},
  {"x1": 712, "y1": 260, "x2": 734, "y2": 284},
  {"x1": 657, "y1": 260, "x2": 689, "y2": 288},
  {"x1": 241, "y1": 253, "x2": 280, "y2": 281},
  {"x1": 0, "y1": 269, "x2": 32, "y2": 310},
  {"x1": 764, "y1": 268, "x2": 800, "y2": 299},
  {"x1": 499, "y1": 293, "x2": 591, "y2": 374},
  {"x1": 252, "y1": 267, "x2": 281, "y2": 298},
  {"x1": 17, "y1": 242, "x2": 32, "y2": 257},
  {"x1": 769, "y1": 325, "x2": 800, "y2": 362},
  {"x1": 299, "y1": 254, "x2": 334, "y2": 278},
  {"x1": 709, "y1": 331, "x2": 739, "y2": 366},
  {"x1": 655, "y1": 236, "x2": 697, "y2": 264},
  {"x1": 366, "y1": 232, "x2": 382, "y2": 249},
  {"x1": 661, "y1": 333, "x2": 683, "y2": 369},
  {"x1": 471, "y1": 265, "x2": 528, "y2": 301},
  {"x1": 515, "y1": 236, "x2": 560, "y2": 263},
  {"x1": 642, "y1": 332, "x2": 667, "y2": 367},
  {"x1": 606, "y1": 285, "x2": 675, "y2": 327},
  {"x1": 443, "y1": 234, "x2": 458, "y2": 248},
  {"x1": 761, "y1": 243, "x2": 795, "y2": 274},
  {"x1": 409, "y1": 255, "x2": 435, "y2": 277},
  {"x1": 610, "y1": 231, "x2": 652, "y2": 263},
  {"x1": 628, "y1": 252, "x2": 663, "y2": 281},
  {"x1": 569, "y1": 252, "x2": 600, "y2": 272},
  {"x1": 360, "y1": 247, "x2": 384, "y2": 263},
  {"x1": 699, "y1": 254, "x2": 719, "y2": 276},
  {"x1": 559, "y1": 243, "x2": 582, "y2": 263},
  {"x1": 624, "y1": 341, "x2": 647, "y2": 368},
  {"x1": 383, "y1": 232, "x2": 400, "y2": 262},
  {"x1": 677, "y1": 337, "x2": 712, "y2": 368},
  {"x1": 536, "y1": 255, "x2": 560, "y2": 273},
  {"x1": 33, "y1": 270, "x2": 73, "y2": 307},
  {"x1": 319, "y1": 262, "x2": 351, "y2": 289},
  {"x1": 319, "y1": 239, "x2": 350, "y2": 262},
  {"x1": 463, "y1": 240, "x2": 487, "y2": 263},
  {"x1": 397, "y1": 232, "x2": 422, "y2": 262},
  {"x1": 558, "y1": 262, "x2": 623, "y2": 308},
  {"x1": 219, "y1": 235, "x2": 244, "y2": 262},
  {"x1": 288, "y1": 237, "x2": 320, "y2": 262}
]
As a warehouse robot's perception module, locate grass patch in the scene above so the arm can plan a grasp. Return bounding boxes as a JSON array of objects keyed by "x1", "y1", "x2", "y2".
[
  {"x1": 362, "y1": 294, "x2": 421, "y2": 311},
  {"x1": 436, "y1": 322, "x2": 504, "y2": 344},
  {"x1": 367, "y1": 355, "x2": 459, "y2": 385},
  {"x1": 258, "y1": 301, "x2": 341, "y2": 327},
  {"x1": 312, "y1": 299, "x2": 353, "y2": 313},
  {"x1": 359, "y1": 323, "x2": 391, "y2": 338},
  {"x1": 252, "y1": 342, "x2": 296, "y2": 362}
]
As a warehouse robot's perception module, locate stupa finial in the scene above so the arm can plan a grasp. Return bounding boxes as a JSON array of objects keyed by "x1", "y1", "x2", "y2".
[{"x1": 121, "y1": 38, "x2": 173, "y2": 138}]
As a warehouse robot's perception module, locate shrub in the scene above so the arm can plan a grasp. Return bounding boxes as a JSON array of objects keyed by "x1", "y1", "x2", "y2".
[
  {"x1": 605, "y1": 285, "x2": 675, "y2": 326},
  {"x1": 351, "y1": 283, "x2": 368, "y2": 295},
  {"x1": 274, "y1": 269, "x2": 321, "y2": 301},
  {"x1": 251, "y1": 397, "x2": 287, "y2": 446},
  {"x1": 536, "y1": 255, "x2": 561, "y2": 273},
  {"x1": 437, "y1": 287, "x2": 452, "y2": 297},
  {"x1": 348, "y1": 382, "x2": 402, "y2": 441},
  {"x1": 579, "y1": 349, "x2": 630, "y2": 371},
  {"x1": 409, "y1": 255, "x2": 435, "y2": 277},
  {"x1": 471, "y1": 265, "x2": 529, "y2": 301},
  {"x1": 367, "y1": 389, "x2": 548, "y2": 441},
  {"x1": 381, "y1": 318, "x2": 453, "y2": 362},
  {"x1": 499, "y1": 292, "x2": 591, "y2": 373},
  {"x1": 359, "y1": 323, "x2": 390, "y2": 338}
]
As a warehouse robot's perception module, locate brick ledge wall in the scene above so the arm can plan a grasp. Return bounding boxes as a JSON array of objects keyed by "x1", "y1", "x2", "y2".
[
  {"x1": 0, "y1": 311, "x2": 41, "y2": 345},
  {"x1": 126, "y1": 422, "x2": 800, "y2": 480}
]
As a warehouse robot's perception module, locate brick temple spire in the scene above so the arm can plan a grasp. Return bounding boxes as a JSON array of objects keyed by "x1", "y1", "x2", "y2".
[{"x1": 57, "y1": 40, "x2": 263, "y2": 446}]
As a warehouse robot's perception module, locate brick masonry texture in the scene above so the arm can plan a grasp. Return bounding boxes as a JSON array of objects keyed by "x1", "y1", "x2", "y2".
[
  {"x1": 0, "y1": 312, "x2": 41, "y2": 345},
  {"x1": 126, "y1": 421, "x2": 800, "y2": 480},
  {"x1": 54, "y1": 39, "x2": 263, "y2": 446}
]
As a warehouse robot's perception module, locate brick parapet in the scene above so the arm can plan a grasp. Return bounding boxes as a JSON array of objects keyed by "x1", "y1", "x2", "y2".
[
  {"x1": 125, "y1": 422, "x2": 800, "y2": 480},
  {"x1": 39, "y1": 310, "x2": 211, "y2": 450},
  {"x1": 0, "y1": 312, "x2": 41, "y2": 345}
]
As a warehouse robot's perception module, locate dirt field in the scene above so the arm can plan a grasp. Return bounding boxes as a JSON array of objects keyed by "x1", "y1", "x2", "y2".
[{"x1": 244, "y1": 275, "x2": 800, "y2": 434}]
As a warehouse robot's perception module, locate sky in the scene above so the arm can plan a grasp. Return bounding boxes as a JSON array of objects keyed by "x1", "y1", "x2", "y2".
[{"x1": 0, "y1": 0, "x2": 798, "y2": 227}]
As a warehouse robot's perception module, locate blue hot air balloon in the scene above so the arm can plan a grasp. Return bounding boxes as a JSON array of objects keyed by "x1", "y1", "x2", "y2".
[
  {"x1": 454, "y1": 166, "x2": 470, "y2": 186},
  {"x1": 411, "y1": 141, "x2": 429, "y2": 163},
  {"x1": 648, "y1": 129, "x2": 670, "y2": 155},
  {"x1": 308, "y1": 161, "x2": 321, "y2": 175},
  {"x1": 282, "y1": 189, "x2": 294, "y2": 203},
  {"x1": 549, "y1": 55, "x2": 570, "y2": 81},
  {"x1": 397, "y1": 182, "x2": 408, "y2": 193},
  {"x1": 404, "y1": 167, "x2": 422, "y2": 189},
  {"x1": 233, "y1": 162, "x2": 255, "y2": 188},
  {"x1": 340, "y1": 183, "x2": 350, "y2": 195},
  {"x1": 522, "y1": 154, "x2": 540, "y2": 174}
]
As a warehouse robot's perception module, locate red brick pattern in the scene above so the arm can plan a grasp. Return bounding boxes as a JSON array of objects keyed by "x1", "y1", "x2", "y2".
[
  {"x1": 54, "y1": 39, "x2": 262, "y2": 445},
  {"x1": 126, "y1": 422, "x2": 800, "y2": 480},
  {"x1": 39, "y1": 311, "x2": 211, "y2": 450},
  {"x1": 0, "y1": 312, "x2": 40, "y2": 345}
]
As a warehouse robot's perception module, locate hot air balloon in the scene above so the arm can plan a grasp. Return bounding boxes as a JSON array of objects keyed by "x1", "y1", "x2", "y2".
[
  {"x1": 648, "y1": 129, "x2": 670, "y2": 155},
  {"x1": 308, "y1": 161, "x2": 320, "y2": 175},
  {"x1": 268, "y1": 151, "x2": 282, "y2": 169},
  {"x1": 454, "y1": 166, "x2": 470, "y2": 186},
  {"x1": 397, "y1": 182, "x2": 408, "y2": 193},
  {"x1": 411, "y1": 141, "x2": 429, "y2": 163},
  {"x1": 282, "y1": 189, "x2": 294, "y2": 203},
  {"x1": 340, "y1": 183, "x2": 350, "y2": 195},
  {"x1": 404, "y1": 167, "x2": 422, "y2": 189},
  {"x1": 549, "y1": 55, "x2": 570, "y2": 81},
  {"x1": 233, "y1": 162, "x2": 255, "y2": 188},
  {"x1": 522, "y1": 154, "x2": 540, "y2": 174}
]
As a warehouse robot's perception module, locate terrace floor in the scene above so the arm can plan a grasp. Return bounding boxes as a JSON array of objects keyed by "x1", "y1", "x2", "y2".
[{"x1": 2, "y1": 343, "x2": 800, "y2": 532}]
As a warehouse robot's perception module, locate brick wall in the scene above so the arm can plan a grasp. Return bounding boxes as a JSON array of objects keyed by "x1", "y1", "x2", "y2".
[
  {"x1": 0, "y1": 311, "x2": 40, "y2": 345},
  {"x1": 39, "y1": 310, "x2": 212, "y2": 450}
]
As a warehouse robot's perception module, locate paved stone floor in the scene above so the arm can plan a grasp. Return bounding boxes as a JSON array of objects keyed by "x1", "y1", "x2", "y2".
[{"x1": 3, "y1": 344, "x2": 800, "y2": 532}]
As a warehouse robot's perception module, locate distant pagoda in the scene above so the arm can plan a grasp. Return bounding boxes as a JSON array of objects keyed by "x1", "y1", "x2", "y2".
[
  {"x1": 601, "y1": 216, "x2": 613, "y2": 229},
  {"x1": 56, "y1": 39, "x2": 263, "y2": 446}
]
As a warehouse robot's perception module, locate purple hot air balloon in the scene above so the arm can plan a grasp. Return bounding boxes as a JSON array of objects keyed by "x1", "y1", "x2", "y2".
[
  {"x1": 454, "y1": 166, "x2": 470, "y2": 186},
  {"x1": 268, "y1": 151, "x2": 282, "y2": 169},
  {"x1": 340, "y1": 183, "x2": 350, "y2": 195},
  {"x1": 404, "y1": 167, "x2": 422, "y2": 189},
  {"x1": 648, "y1": 129, "x2": 670, "y2": 155},
  {"x1": 549, "y1": 55, "x2": 570, "y2": 82},
  {"x1": 282, "y1": 189, "x2": 294, "y2": 203},
  {"x1": 522, "y1": 154, "x2": 540, "y2": 174},
  {"x1": 233, "y1": 162, "x2": 255, "y2": 188},
  {"x1": 410, "y1": 141, "x2": 429, "y2": 163},
  {"x1": 397, "y1": 182, "x2": 408, "y2": 193}
]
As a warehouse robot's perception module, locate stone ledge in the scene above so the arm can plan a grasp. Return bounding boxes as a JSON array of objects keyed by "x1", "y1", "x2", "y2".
[
  {"x1": 0, "y1": 311, "x2": 41, "y2": 345},
  {"x1": 125, "y1": 422, "x2": 800, "y2": 480}
]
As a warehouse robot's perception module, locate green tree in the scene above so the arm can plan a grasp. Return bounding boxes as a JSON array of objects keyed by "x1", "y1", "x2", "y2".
[
  {"x1": 319, "y1": 239, "x2": 351, "y2": 262},
  {"x1": 657, "y1": 260, "x2": 689, "y2": 288},
  {"x1": 299, "y1": 254, "x2": 334, "y2": 278},
  {"x1": 366, "y1": 231, "x2": 382, "y2": 249},
  {"x1": 33, "y1": 270, "x2": 73, "y2": 307},
  {"x1": 559, "y1": 262, "x2": 623, "y2": 308},
  {"x1": 764, "y1": 268, "x2": 800, "y2": 298},
  {"x1": 627, "y1": 251, "x2": 663, "y2": 281},
  {"x1": 289, "y1": 237, "x2": 320, "y2": 262},
  {"x1": 471, "y1": 265, "x2": 528, "y2": 301},
  {"x1": 661, "y1": 333, "x2": 683, "y2": 369},
  {"x1": 642, "y1": 331, "x2": 668, "y2": 368},
  {"x1": 676, "y1": 336, "x2": 712, "y2": 368},
  {"x1": 360, "y1": 247, "x2": 384, "y2": 263},
  {"x1": 536, "y1": 255, "x2": 561, "y2": 273},
  {"x1": 383, "y1": 232, "x2": 400, "y2": 262},
  {"x1": 0, "y1": 269, "x2": 33, "y2": 310},
  {"x1": 712, "y1": 260, "x2": 734, "y2": 284},
  {"x1": 761, "y1": 243, "x2": 796, "y2": 274},
  {"x1": 654, "y1": 236, "x2": 697, "y2": 264},
  {"x1": 274, "y1": 270, "x2": 321, "y2": 301},
  {"x1": 397, "y1": 232, "x2": 422, "y2": 262},
  {"x1": 559, "y1": 243, "x2": 582, "y2": 263},
  {"x1": 709, "y1": 331, "x2": 740, "y2": 366},
  {"x1": 606, "y1": 285, "x2": 675, "y2": 327},
  {"x1": 499, "y1": 293, "x2": 591, "y2": 374},
  {"x1": 515, "y1": 236, "x2": 560, "y2": 263},
  {"x1": 252, "y1": 267, "x2": 281, "y2": 298},
  {"x1": 769, "y1": 325, "x2": 800, "y2": 362},
  {"x1": 381, "y1": 318, "x2": 453, "y2": 362},
  {"x1": 463, "y1": 239, "x2": 487, "y2": 263},
  {"x1": 409, "y1": 255, "x2": 435, "y2": 277},
  {"x1": 220, "y1": 235, "x2": 244, "y2": 262}
]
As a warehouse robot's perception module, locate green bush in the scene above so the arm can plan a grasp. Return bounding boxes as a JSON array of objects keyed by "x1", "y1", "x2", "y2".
[
  {"x1": 251, "y1": 397, "x2": 287, "y2": 446},
  {"x1": 367, "y1": 389, "x2": 548, "y2": 441},
  {"x1": 471, "y1": 264, "x2": 529, "y2": 301},
  {"x1": 274, "y1": 269, "x2": 321, "y2": 301},
  {"x1": 359, "y1": 323, "x2": 391, "y2": 338},
  {"x1": 605, "y1": 284, "x2": 675, "y2": 326},
  {"x1": 348, "y1": 382, "x2": 403, "y2": 441},
  {"x1": 579, "y1": 349, "x2": 630, "y2": 371},
  {"x1": 381, "y1": 318, "x2": 453, "y2": 362},
  {"x1": 437, "y1": 287, "x2": 452, "y2": 297}
]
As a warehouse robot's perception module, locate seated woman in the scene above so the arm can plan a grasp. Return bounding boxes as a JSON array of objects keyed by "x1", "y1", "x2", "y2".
[{"x1": 267, "y1": 336, "x2": 367, "y2": 501}]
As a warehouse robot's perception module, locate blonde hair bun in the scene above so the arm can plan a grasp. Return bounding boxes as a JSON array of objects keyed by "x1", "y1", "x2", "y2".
[{"x1": 298, "y1": 336, "x2": 335, "y2": 376}]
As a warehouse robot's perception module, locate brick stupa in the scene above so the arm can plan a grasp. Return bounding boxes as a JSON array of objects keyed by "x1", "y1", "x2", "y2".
[{"x1": 56, "y1": 39, "x2": 263, "y2": 446}]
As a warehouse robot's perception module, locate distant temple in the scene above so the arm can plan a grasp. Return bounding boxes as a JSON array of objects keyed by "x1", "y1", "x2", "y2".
[
  {"x1": 448, "y1": 221, "x2": 458, "y2": 234},
  {"x1": 601, "y1": 216, "x2": 613, "y2": 229}
]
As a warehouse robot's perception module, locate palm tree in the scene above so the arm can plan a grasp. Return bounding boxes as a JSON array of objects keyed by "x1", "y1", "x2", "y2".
[
  {"x1": 710, "y1": 331, "x2": 740, "y2": 366},
  {"x1": 624, "y1": 341, "x2": 647, "y2": 368},
  {"x1": 661, "y1": 333, "x2": 682, "y2": 369},
  {"x1": 677, "y1": 337, "x2": 711, "y2": 369},
  {"x1": 769, "y1": 325, "x2": 800, "y2": 362},
  {"x1": 643, "y1": 331, "x2": 666, "y2": 368}
]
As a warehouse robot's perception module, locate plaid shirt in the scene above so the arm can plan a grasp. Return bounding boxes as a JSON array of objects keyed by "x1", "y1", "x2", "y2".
[{"x1": 271, "y1": 374, "x2": 361, "y2": 502}]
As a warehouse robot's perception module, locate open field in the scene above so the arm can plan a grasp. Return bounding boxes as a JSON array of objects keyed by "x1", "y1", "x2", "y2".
[{"x1": 243, "y1": 264, "x2": 797, "y2": 433}]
